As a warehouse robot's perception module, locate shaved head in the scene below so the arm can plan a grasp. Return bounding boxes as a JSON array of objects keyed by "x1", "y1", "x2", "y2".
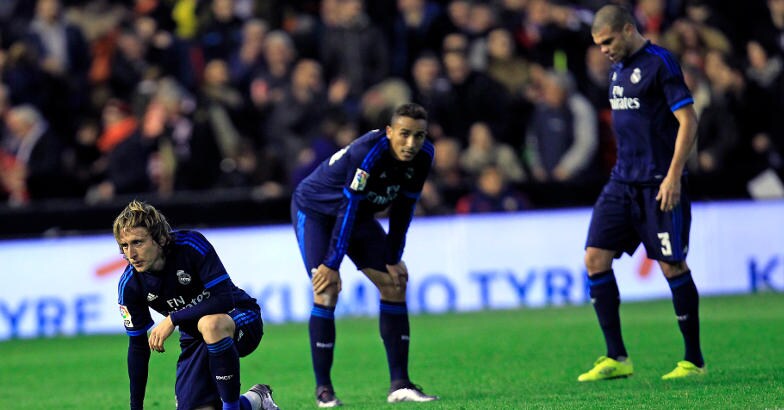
[{"x1": 592, "y1": 4, "x2": 637, "y2": 34}]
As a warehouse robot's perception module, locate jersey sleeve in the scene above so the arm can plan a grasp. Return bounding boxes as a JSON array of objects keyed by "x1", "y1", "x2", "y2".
[
  {"x1": 118, "y1": 266, "x2": 154, "y2": 337},
  {"x1": 655, "y1": 49, "x2": 693, "y2": 112},
  {"x1": 322, "y1": 137, "x2": 382, "y2": 269},
  {"x1": 385, "y1": 141, "x2": 434, "y2": 264},
  {"x1": 118, "y1": 266, "x2": 152, "y2": 410}
]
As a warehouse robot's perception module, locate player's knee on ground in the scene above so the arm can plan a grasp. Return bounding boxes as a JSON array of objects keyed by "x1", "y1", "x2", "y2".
[{"x1": 197, "y1": 314, "x2": 235, "y2": 343}]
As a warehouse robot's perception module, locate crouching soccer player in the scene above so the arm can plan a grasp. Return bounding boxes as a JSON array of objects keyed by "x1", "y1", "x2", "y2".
[
  {"x1": 291, "y1": 103, "x2": 439, "y2": 407},
  {"x1": 114, "y1": 200, "x2": 280, "y2": 410}
]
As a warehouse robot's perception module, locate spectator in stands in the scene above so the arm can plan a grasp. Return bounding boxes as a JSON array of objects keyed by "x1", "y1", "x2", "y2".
[
  {"x1": 689, "y1": 53, "x2": 743, "y2": 198},
  {"x1": 485, "y1": 26, "x2": 534, "y2": 147},
  {"x1": 228, "y1": 18, "x2": 268, "y2": 94},
  {"x1": 26, "y1": 0, "x2": 91, "y2": 138},
  {"x1": 132, "y1": 15, "x2": 195, "y2": 90},
  {"x1": 523, "y1": 69, "x2": 598, "y2": 183},
  {"x1": 459, "y1": 121, "x2": 526, "y2": 184},
  {"x1": 199, "y1": 0, "x2": 244, "y2": 62},
  {"x1": 429, "y1": 136, "x2": 469, "y2": 209},
  {"x1": 754, "y1": 0, "x2": 784, "y2": 59},
  {"x1": 486, "y1": 27, "x2": 532, "y2": 98},
  {"x1": 408, "y1": 52, "x2": 450, "y2": 138},
  {"x1": 264, "y1": 58, "x2": 330, "y2": 181},
  {"x1": 436, "y1": 49, "x2": 510, "y2": 144},
  {"x1": 320, "y1": 0, "x2": 388, "y2": 105},
  {"x1": 247, "y1": 30, "x2": 297, "y2": 142},
  {"x1": 108, "y1": 29, "x2": 150, "y2": 102},
  {"x1": 456, "y1": 164, "x2": 529, "y2": 214},
  {"x1": 2, "y1": 104, "x2": 70, "y2": 204},
  {"x1": 198, "y1": 58, "x2": 250, "y2": 182},
  {"x1": 743, "y1": 40, "x2": 784, "y2": 181},
  {"x1": 464, "y1": 1, "x2": 498, "y2": 71},
  {"x1": 389, "y1": 0, "x2": 450, "y2": 80}
]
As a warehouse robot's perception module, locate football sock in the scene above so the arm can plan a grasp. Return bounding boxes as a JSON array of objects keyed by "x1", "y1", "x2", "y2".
[
  {"x1": 380, "y1": 300, "x2": 410, "y2": 384},
  {"x1": 310, "y1": 303, "x2": 336, "y2": 387},
  {"x1": 667, "y1": 270, "x2": 704, "y2": 367},
  {"x1": 588, "y1": 270, "x2": 628, "y2": 360},
  {"x1": 206, "y1": 337, "x2": 241, "y2": 408}
]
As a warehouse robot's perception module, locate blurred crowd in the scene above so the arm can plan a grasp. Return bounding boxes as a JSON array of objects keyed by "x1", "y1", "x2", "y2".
[{"x1": 1, "y1": 0, "x2": 783, "y2": 216}]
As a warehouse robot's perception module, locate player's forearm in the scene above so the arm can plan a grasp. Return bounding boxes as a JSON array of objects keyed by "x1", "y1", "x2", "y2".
[
  {"x1": 169, "y1": 283, "x2": 234, "y2": 325},
  {"x1": 128, "y1": 335, "x2": 150, "y2": 409},
  {"x1": 385, "y1": 198, "x2": 416, "y2": 264},
  {"x1": 667, "y1": 108, "x2": 698, "y2": 178}
]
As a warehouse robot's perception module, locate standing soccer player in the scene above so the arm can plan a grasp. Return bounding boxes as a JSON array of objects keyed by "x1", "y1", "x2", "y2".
[
  {"x1": 578, "y1": 5, "x2": 705, "y2": 381},
  {"x1": 291, "y1": 103, "x2": 439, "y2": 407},
  {"x1": 114, "y1": 200, "x2": 280, "y2": 410}
]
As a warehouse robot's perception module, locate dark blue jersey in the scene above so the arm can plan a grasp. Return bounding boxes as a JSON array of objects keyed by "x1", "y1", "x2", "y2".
[
  {"x1": 118, "y1": 230, "x2": 258, "y2": 338},
  {"x1": 608, "y1": 41, "x2": 693, "y2": 184},
  {"x1": 292, "y1": 129, "x2": 434, "y2": 269}
]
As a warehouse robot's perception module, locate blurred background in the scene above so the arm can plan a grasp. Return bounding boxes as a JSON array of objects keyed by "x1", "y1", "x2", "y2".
[
  {"x1": 1, "y1": 0, "x2": 784, "y2": 341},
  {"x1": 1, "y1": 0, "x2": 783, "y2": 237}
]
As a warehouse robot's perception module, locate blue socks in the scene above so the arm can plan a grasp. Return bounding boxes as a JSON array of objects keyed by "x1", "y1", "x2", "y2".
[
  {"x1": 380, "y1": 300, "x2": 410, "y2": 383},
  {"x1": 206, "y1": 337, "x2": 241, "y2": 409},
  {"x1": 667, "y1": 270, "x2": 704, "y2": 367},
  {"x1": 310, "y1": 304, "x2": 336, "y2": 388},
  {"x1": 588, "y1": 270, "x2": 628, "y2": 360}
]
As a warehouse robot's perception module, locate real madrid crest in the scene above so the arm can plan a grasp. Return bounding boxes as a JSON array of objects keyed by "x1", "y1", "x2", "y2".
[
  {"x1": 176, "y1": 270, "x2": 192, "y2": 285},
  {"x1": 631, "y1": 67, "x2": 641, "y2": 84}
]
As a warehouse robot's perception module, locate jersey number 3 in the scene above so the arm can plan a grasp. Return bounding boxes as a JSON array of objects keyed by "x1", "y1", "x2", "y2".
[{"x1": 657, "y1": 232, "x2": 672, "y2": 256}]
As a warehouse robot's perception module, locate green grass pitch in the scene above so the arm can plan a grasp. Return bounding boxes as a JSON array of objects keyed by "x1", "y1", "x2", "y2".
[{"x1": 1, "y1": 293, "x2": 782, "y2": 409}]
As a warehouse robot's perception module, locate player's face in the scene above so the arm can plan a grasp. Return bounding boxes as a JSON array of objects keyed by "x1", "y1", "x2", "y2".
[
  {"x1": 592, "y1": 25, "x2": 628, "y2": 63},
  {"x1": 386, "y1": 116, "x2": 427, "y2": 161},
  {"x1": 117, "y1": 227, "x2": 166, "y2": 273}
]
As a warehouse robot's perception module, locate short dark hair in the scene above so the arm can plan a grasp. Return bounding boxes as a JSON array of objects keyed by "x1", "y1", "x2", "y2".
[
  {"x1": 592, "y1": 4, "x2": 637, "y2": 34},
  {"x1": 391, "y1": 103, "x2": 428, "y2": 124}
]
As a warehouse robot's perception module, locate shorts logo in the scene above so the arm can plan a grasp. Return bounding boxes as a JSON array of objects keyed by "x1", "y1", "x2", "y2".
[
  {"x1": 119, "y1": 305, "x2": 133, "y2": 327},
  {"x1": 350, "y1": 168, "x2": 369, "y2": 191},
  {"x1": 176, "y1": 270, "x2": 191, "y2": 285}
]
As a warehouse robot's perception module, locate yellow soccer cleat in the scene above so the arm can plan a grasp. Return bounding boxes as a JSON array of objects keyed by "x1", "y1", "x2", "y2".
[
  {"x1": 661, "y1": 360, "x2": 706, "y2": 380},
  {"x1": 578, "y1": 356, "x2": 634, "y2": 382}
]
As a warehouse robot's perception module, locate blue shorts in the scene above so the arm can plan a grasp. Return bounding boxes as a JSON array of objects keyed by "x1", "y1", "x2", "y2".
[
  {"x1": 291, "y1": 201, "x2": 388, "y2": 275},
  {"x1": 174, "y1": 308, "x2": 264, "y2": 410},
  {"x1": 585, "y1": 179, "x2": 691, "y2": 262}
]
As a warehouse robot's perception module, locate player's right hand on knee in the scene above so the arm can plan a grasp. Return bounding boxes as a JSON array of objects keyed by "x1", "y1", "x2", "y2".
[{"x1": 312, "y1": 265, "x2": 341, "y2": 294}]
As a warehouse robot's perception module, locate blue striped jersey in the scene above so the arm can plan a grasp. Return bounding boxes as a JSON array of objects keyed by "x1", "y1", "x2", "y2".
[
  {"x1": 292, "y1": 129, "x2": 434, "y2": 268},
  {"x1": 117, "y1": 230, "x2": 257, "y2": 338},
  {"x1": 607, "y1": 41, "x2": 693, "y2": 184}
]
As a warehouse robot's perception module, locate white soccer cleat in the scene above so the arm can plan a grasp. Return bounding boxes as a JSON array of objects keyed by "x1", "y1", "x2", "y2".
[
  {"x1": 245, "y1": 384, "x2": 280, "y2": 410},
  {"x1": 387, "y1": 383, "x2": 439, "y2": 403}
]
